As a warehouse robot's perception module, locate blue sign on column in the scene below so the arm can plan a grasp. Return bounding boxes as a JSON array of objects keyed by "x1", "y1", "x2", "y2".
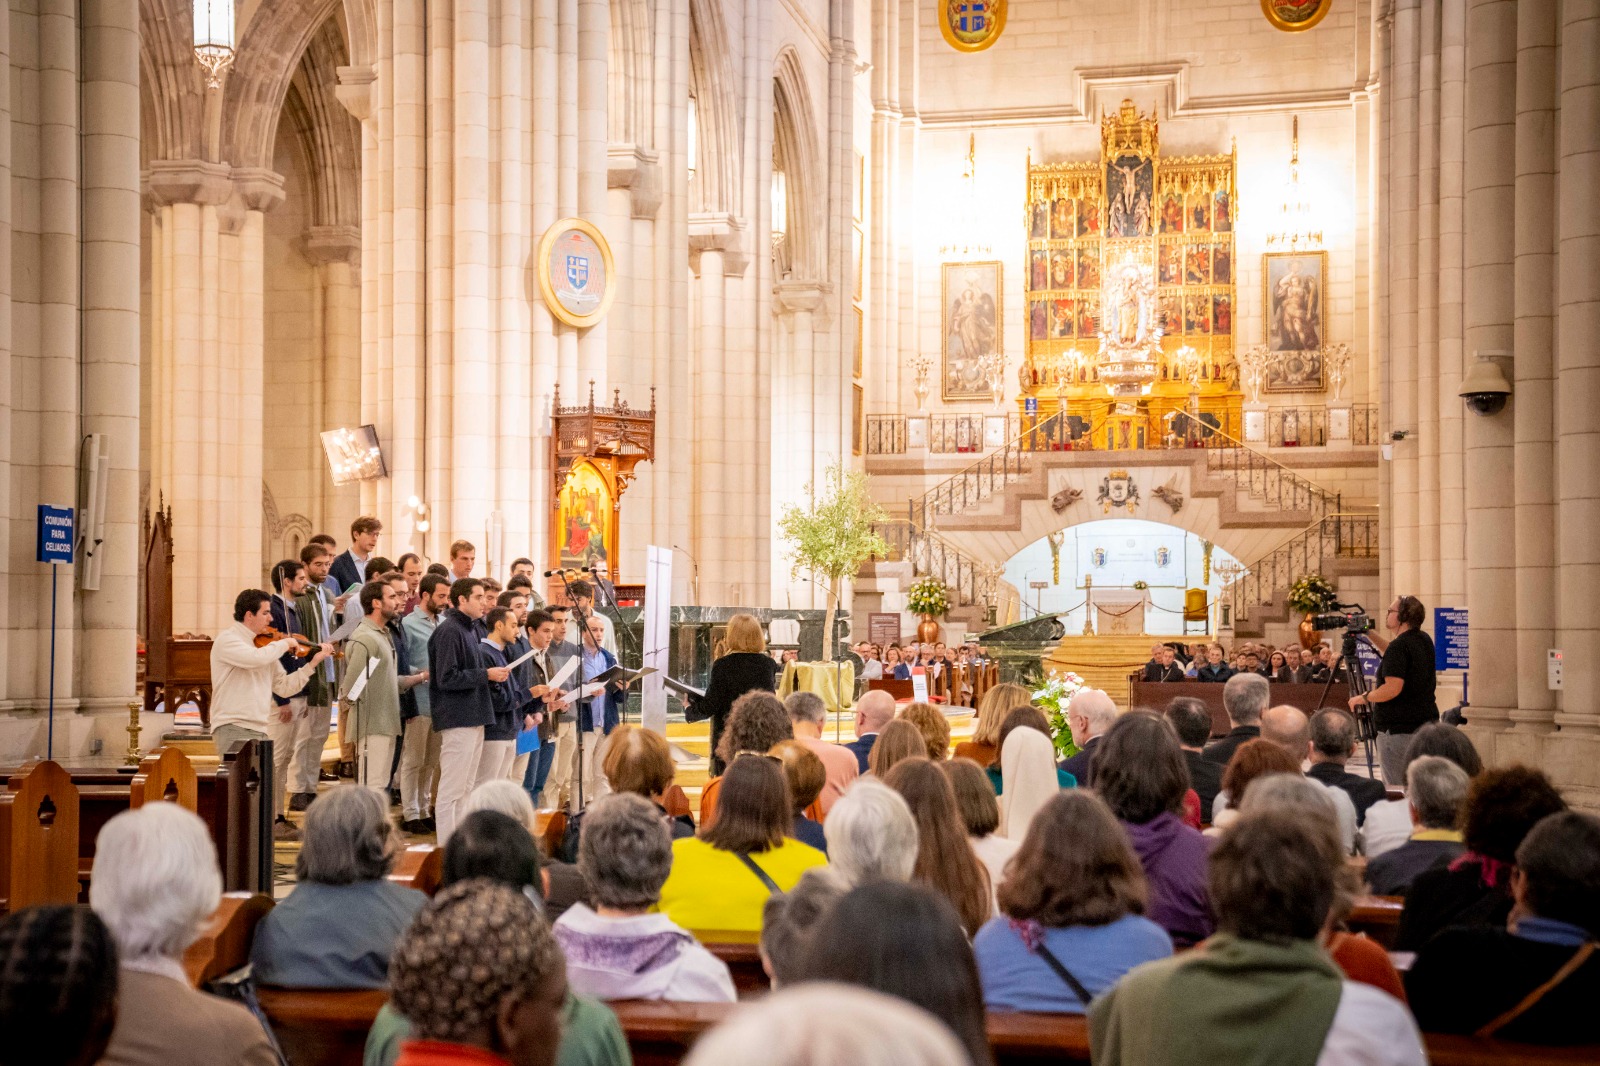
[
  {"x1": 1434, "y1": 607, "x2": 1469, "y2": 671},
  {"x1": 37, "y1": 505, "x2": 74, "y2": 564}
]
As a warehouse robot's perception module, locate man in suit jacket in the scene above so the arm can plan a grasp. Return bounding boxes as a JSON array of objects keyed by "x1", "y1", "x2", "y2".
[
  {"x1": 330, "y1": 515, "x2": 382, "y2": 593},
  {"x1": 1058, "y1": 688, "x2": 1118, "y2": 784},
  {"x1": 1305, "y1": 708, "x2": 1388, "y2": 825},
  {"x1": 1165, "y1": 697, "x2": 1224, "y2": 822},
  {"x1": 1139, "y1": 644, "x2": 1166, "y2": 682},
  {"x1": 846, "y1": 689, "x2": 896, "y2": 773},
  {"x1": 1202, "y1": 672, "x2": 1269, "y2": 765}
]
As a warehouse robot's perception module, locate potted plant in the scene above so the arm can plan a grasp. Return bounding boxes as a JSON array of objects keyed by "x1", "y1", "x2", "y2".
[
  {"x1": 778, "y1": 462, "x2": 891, "y2": 661},
  {"x1": 1032, "y1": 670, "x2": 1087, "y2": 760},
  {"x1": 906, "y1": 577, "x2": 951, "y2": 644},
  {"x1": 1287, "y1": 573, "x2": 1337, "y2": 649}
]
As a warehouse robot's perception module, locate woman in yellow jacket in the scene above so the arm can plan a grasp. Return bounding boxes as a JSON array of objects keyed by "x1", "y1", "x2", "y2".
[{"x1": 658, "y1": 754, "x2": 828, "y2": 935}]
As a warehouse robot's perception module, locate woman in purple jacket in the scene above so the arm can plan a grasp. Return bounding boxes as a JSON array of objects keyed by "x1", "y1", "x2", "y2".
[{"x1": 1090, "y1": 712, "x2": 1216, "y2": 946}]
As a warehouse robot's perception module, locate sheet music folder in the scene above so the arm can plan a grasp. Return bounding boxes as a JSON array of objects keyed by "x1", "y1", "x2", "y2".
[{"x1": 662, "y1": 675, "x2": 705, "y2": 701}]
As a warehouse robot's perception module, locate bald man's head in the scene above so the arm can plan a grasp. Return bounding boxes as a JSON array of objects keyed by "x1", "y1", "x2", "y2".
[
  {"x1": 855, "y1": 689, "x2": 896, "y2": 736},
  {"x1": 1261, "y1": 704, "x2": 1311, "y2": 757}
]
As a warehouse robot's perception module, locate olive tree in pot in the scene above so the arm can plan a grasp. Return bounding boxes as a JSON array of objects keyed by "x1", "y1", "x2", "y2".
[{"x1": 777, "y1": 462, "x2": 890, "y2": 661}]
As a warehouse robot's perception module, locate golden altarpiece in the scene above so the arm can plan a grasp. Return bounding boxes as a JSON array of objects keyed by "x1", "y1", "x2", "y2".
[{"x1": 1022, "y1": 101, "x2": 1241, "y2": 448}]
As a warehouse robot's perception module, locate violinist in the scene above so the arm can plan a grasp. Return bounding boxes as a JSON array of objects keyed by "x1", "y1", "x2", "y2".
[{"x1": 211, "y1": 588, "x2": 335, "y2": 842}]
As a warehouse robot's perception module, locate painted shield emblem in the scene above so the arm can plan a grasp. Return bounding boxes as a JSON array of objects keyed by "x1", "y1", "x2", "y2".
[
  {"x1": 1092, "y1": 547, "x2": 1107, "y2": 569},
  {"x1": 1155, "y1": 546, "x2": 1171, "y2": 568},
  {"x1": 566, "y1": 254, "x2": 589, "y2": 291},
  {"x1": 941, "y1": 0, "x2": 1006, "y2": 52}
]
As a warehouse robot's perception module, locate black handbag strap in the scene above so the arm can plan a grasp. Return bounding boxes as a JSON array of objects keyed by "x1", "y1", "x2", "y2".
[
  {"x1": 736, "y1": 851, "x2": 781, "y2": 895},
  {"x1": 1033, "y1": 941, "x2": 1095, "y2": 1006}
]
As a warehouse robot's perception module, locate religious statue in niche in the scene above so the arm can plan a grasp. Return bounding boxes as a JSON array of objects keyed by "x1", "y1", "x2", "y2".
[
  {"x1": 1264, "y1": 250, "x2": 1328, "y2": 391},
  {"x1": 1096, "y1": 469, "x2": 1140, "y2": 515}
]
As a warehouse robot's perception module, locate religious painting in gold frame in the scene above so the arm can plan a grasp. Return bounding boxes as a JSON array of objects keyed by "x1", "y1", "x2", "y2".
[
  {"x1": 1261, "y1": 0, "x2": 1333, "y2": 33},
  {"x1": 1263, "y1": 250, "x2": 1328, "y2": 392},
  {"x1": 939, "y1": 0, "x2": 1007, "y2": 53},
  {"x1": 556, "y1": 460, "x2": 617, "y2": 570},
  {"x1": 942, "y1": 261, "x2": 1002, "y2": 401}
]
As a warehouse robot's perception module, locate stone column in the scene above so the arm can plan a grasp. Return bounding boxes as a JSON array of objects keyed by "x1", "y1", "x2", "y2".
[
  {"x1": 303, "y1": 226, "x2": 363, "y2": 526},
  {"x1": 1507, "y1": 0, "x2": 1558, "y2": 738},
  {"x1": 76, "y1": 0, "x2": 142, "y2": 709},
  {"x1": 1388, "y1": 0, "x2": 1421, "y2": 598},
  {"x1": 689, "y1": 239, "x2": 726, "y2": 601},
  {"x1": 1416, "y1": 0, "x2": 1441, "y2": 607},
  {"x1": 1554, "y1": 5, "x2": 1600, "y2": 738},
  {"x1": 577, "y1": 0, "x2": 609, "y2": 391},
  {"x1": 145, "y1": 163, "x2": 283, "y2": 632},
  {"x1": 0, "y1": 2, "x2": 12, "y2": 702},
  {"x1": 1460, "y1": 0, "x2": 1519, "y2": 744},
  {"x1": 773, "y1": 282, "x2": 824, "y2": 606},
  {"x1": 1436, "y1": 0, "x2": 1468, "y2": 608}
]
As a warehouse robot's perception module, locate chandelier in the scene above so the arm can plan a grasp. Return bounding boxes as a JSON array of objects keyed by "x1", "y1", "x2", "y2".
[
  {"x1": 192, "y1": 1, "x2": 236, "y2": 89},
  {"x1": 1266, "y1": 116, "x2": 1322, "y2": 252},
  {"x1": 939, "y1": 134, "x2": 992, "y2": 260},
  {"x1": 1095, "y1": 255, "x2": 1163, "y2": 396}
]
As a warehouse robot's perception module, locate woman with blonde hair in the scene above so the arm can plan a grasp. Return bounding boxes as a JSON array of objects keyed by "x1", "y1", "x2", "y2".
[
  {"x1": 898, "y1": 702, "x2": 952, "y2": 761},
  {"x1": 866, "y1": 718, "x2": 926, "y2": 777},
  {"x1": 692, "y1": 613, "x2": 781, "y2": 775},
  {"x1": 953, "y1": 682, "x2": 1032, "y2": 766}
]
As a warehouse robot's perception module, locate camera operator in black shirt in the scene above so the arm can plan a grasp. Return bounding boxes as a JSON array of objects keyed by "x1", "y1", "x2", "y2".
[{"x1": 1349, "y1": 595, "x2": 1438, "y2": 785}]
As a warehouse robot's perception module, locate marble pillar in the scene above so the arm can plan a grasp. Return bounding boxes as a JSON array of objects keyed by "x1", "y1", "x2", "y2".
[
  {"x1": 1436, "y1": 0, "x2": 1467, "y2": 609},
  {"x1": 1388, "y1": 0, "x2": 1420, "y2": 598},
  {"x1": 1460, "y1": 0, "x2": 1519, "y2": 743}
]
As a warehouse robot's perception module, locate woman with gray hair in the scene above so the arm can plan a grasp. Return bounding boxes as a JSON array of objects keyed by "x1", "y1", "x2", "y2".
[
  {"x1": 251, "y1": 784, "x2": 427, "y2": 988},
  {"x1": 822, "y1": 778, "x2": 918, "y2": 886},
  {"x1": 89, "y1": 803, "x2": 276, "y2": 1066},
  {"x1": 552, "y1": 793, "x2": 736, "y2": 1002}
]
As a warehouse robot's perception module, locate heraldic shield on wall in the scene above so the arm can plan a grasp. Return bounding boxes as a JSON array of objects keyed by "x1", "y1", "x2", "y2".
[
  {"x1": 537, "y1": 217, "x2": 616, "y2": 328},
  {"x1": 940, "y1": 0, "x2": 1007, "y2": 53},
  {"x1": 1097, "y1": 469, "x2": 1140, "y2": 514}
]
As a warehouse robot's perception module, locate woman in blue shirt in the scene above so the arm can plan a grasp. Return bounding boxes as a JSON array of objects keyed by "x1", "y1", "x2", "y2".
[{"x1": 974, "y1": 790, "x2": 1171, "y2": 1013}]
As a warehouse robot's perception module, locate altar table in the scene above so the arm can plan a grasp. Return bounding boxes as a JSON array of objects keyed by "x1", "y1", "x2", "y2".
[{"x1": 779, "y1": 661, "x2": 856, "y2": 713}]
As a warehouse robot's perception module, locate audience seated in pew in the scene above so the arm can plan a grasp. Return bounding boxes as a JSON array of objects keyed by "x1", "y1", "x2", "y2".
[
  {"x1": 252, "y1": 785, "x2": 426, "y2": 989},
  {"x1": 462, "y1": 778, "x2": 587, "y2": 921},
  {"x1": 1396, "y1": 765, "x2": 1567, "y2": 952},
  {"x1": 944, "y1": 757, "x2": 1020, "y2": 913},
  {"x1": 952, "y1": 683, "x2": 1030, "y2": 768},
  {"x1": 89, "y1": 804, "x2": 278, "y2": 1066},
  {"x1": 770, "y1": 739, "x2": 828, "y2": 852},
  {"x1": 898, "y1": 701, "x2": 953, "y2": 762},
  {"x1": 795, "y1": 880, "x2": 994, "y2": 1066},
  {"x1": 681, "y1": 983, "x2": 970, "y2": 1066},
  {"x1": 783, "y1": 691, "x2": 859, "y2": 816},
  {"x1": 1407, "y1": 811, "x2": 1600, "y2": 1044},
  {"x1": 1206, "y1": 738, "x2": 1302, "y2": 836},
  {"x1": 989, "y1": 704, "x2": 1077, "y2": 797},
  {"x1": 883, "y1": 757, "x2": 994, "y2": 933},
  {"x1": 759, "y1": 868, "x2": 847, "y2": 986},
  {"x1": 1165, "y1": 697, "x2": 1224, "y2": 823},
  {"x1": 657, "y1": 754, "x2": 826, "y2": 935},
  {"x1": 0, "y1": 904, "x2": 119, "y2": 1066},
  {"x1": 365, "y1": 813, "x2": 629, "y2": 1066},
  {"x1": 696, "y1": 692, "x2": 794, "y2": 827},
  {"x1": 865, "y1": 717, "x2": 927, "y2": 778},
  {"x1": 820, "y1": 777, "x2": 918, "y2": 886},
  {"x1": 1365, "y1": 756, "x2": 1469, "y2": 897},
  {"x1": 553, "y1": 793, "x2": 736, "y2": 1003},
  {"x1": 975, "y1": 790, "x2": 1172, "y2": 1014},
  {"x1": 997, "y1": 721, "x2": 1061, "y2": 840},
  {"x1": 1234, "y1": 774, "x2": 1406, "y2": 1002},
  {"x1": 557, "y1": 724, "x2": 696, "y2": 864},
  {"x1": 1363, "y1": 723, "x2": 1484, "y2": 859},
  {"x1": 1093, "y1": 712, "x2": 1215, "y2": 947},
  {"x1": 1088, "y1": 810, "x2": 1425, "y2": 1066}
]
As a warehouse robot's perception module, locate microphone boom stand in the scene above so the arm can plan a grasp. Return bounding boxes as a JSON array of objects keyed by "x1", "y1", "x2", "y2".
[{"x1": 553, "y1": 568, "x2": 592, "y2": 815}]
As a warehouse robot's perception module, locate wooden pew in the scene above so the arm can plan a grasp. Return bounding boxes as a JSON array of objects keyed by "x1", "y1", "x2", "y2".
[
  {"x1": 610, "y1": 1000, "x2": 732, "y2": 1066},
  {"x1": 130, "y1": 744, "x2": 199, "y2": 809},
  {"x1": 256, "y1": 987, "x2": 387, "y2": 1066},
  {"x1": 183, "y1": 891, "x2": 274, "y2": 986},
  {"x1": 387, "y1": 845, "x2": 443, "y2": 895},
  {"x1": 0, "y1": 761, "x2": 80, "y2": 913},
  {"x1": 1128, "y1": 680, "x2": 1350, "y2": 736},
  {"x1": 1346, "y1": 894, "x2": 1404, "y2": 949}
]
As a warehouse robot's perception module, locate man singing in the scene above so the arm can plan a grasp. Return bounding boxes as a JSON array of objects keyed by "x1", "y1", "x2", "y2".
[{"x1": 428, "y1": 578, "x2": 510, "y2": 843}]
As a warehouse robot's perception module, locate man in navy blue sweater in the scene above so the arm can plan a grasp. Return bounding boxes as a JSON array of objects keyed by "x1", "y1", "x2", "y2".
[{"x1": 428, "y1": 578, "x2": 509, "y2": 843}]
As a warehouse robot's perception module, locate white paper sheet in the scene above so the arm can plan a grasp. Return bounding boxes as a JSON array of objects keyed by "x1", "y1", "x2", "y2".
[
  {"x1": 547, "y1": 656, "x2": 579, "y2": 689},
  {"x1": 346, "y1": 656, "x2": 380, "y2": 700}
]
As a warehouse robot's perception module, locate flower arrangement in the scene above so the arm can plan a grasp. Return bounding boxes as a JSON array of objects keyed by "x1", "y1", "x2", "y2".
[
  {"x1": 1032, "y1": 670, "x2": 1087, "y2": 760},
  {"x1": 1132, "y1": 580, "x2": 1149, "y2": 591},
  {"x1": 1288, "y1": 573, "x2": 1338, "y2": 615},
  {"x1": 907, "y1": 577, "x2": 950, "y2": 617}
]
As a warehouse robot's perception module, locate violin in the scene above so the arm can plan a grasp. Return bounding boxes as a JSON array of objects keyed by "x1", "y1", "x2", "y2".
[{"x1": 254, "y1": 627, "x2": 343, "y2": 659}]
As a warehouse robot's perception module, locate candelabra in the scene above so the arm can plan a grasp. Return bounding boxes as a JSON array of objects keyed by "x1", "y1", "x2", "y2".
[
  {"x1": 1237, "y1": 345, "x2": 1273, "y2": 405},
  {"x1": 1323, "y1": 343, "x2": 1352, "y2": 401},
  {"x1": 911, "y1": 356, "x2": 933, "y2": 410},
  {"x1": 977, "y1": 352, "x2": 1007, "y2": 408},
  {"x1": 125, "y1": 700, "x2": 143, "y2": 767}
]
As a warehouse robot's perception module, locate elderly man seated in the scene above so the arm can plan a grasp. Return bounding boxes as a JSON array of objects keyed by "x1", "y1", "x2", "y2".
[
  {"x1": 1057, "y1": 687, "x2": 1118, "y2": 784},
  {"x1": 1210, "y1": 705, "x2": 1359, "y2": 854},
  {"x1": 1365, "y1": 756, "x2": 1468, "y2": 897},
  {"x1": 90, "y1": 803, "x2": 277, "y2": 1066}
]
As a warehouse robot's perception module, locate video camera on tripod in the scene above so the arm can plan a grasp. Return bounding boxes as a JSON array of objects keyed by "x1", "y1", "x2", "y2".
[{"x1": 1310, "y1": 602, "x2": 1377, "y2": 635}]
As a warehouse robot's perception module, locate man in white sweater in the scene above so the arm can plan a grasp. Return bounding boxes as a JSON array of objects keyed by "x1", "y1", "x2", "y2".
[{"x1": 210, "y1": 588, "x2": 334, "y2": 841}]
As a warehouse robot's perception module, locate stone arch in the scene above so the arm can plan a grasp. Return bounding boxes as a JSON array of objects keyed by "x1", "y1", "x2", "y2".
[
  {"x1": 138, "y1": 0, "x2": 208, "y2": 164},
  {"x1": 221, "y1": 0, "x2": 347, "y2": 171},
  {"x1": 688, "y1": 0, "x2": 741, "y2": 215},
  {"x1": 609, "y1": 0, "x2": 653, "y2": 147},
  {"x1": 281, "y1": 20, "x2": 360, "y2": 231},
  {"x1": 772, "y1": 48, "x2": 822, "y2": 281}
]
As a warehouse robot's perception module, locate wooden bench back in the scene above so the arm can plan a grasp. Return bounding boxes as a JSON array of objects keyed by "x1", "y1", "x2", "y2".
[
  {"x1": 130, "y1": 745, "x2": 198, "y2": 811},
  {"x1": 387, "y1": 845, "x2": 443, "y2": 895},
  {"x1": 0, "y1": 761, "x2": 80, "y2": 912},
  {"x1": 183, "y1": 892, "x2": 273, "y2": 986}
]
